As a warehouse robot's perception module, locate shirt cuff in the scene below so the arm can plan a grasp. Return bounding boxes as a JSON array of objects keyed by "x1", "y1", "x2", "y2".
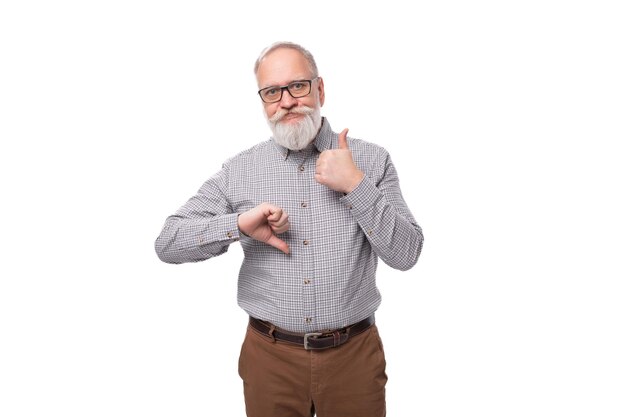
[
  {"x1": 340, "y1": 175, "x2": 379, "y2": 211},
  {"x1": 207, "y1": 212, "x2": 241, "y2": 243}
]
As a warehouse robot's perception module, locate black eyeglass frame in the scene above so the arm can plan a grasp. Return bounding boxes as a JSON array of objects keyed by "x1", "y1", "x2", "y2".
[{"x1": 257, "y1": 77, "x2": 320, "y2": 103}]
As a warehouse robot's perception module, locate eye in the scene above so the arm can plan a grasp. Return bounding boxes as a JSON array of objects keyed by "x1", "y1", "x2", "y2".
[
  {"x1": 261, "y1": 87, "x2": 281, "y2": 100},
  {"x1": 290, "y1": 82, "x2": 305, "y2": 91}
]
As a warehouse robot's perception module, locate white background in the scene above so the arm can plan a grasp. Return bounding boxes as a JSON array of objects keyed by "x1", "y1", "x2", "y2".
[{"x1": 1, "y1": 1, "x2": 625, "y2": 416}]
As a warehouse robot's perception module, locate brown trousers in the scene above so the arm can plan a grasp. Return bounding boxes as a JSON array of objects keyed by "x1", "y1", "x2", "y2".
[{"x1": 238, "y1": 323, "x2": 387, "y2": 417}]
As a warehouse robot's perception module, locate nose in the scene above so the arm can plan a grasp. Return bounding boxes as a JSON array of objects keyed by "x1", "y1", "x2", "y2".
[{"x1": 278, "y1": 87, "x2": 298, "y2": 109}]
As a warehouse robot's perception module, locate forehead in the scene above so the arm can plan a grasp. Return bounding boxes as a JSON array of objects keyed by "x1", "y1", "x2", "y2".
[{"x1": 256, "y1": 48, "x2": 313, "y2": 88}]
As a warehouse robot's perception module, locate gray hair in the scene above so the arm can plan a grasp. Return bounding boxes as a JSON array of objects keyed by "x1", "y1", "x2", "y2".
[{"x1": 254, "y1": 41, "x2": 319, "y2": 77}]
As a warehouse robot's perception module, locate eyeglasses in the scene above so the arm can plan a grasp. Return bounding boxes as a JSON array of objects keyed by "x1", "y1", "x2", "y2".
[{"x1": 258, "y1": 77, "x2": 319, "y2": 103}]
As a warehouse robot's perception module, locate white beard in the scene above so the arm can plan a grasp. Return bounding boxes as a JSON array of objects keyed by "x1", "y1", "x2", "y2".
[{"x1": 267, "y1": 105, "x2": 322, "y2": 151}]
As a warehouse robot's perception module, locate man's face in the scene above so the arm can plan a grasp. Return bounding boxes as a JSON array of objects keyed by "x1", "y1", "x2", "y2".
[{"x1": 256, "y1": 48, "x2": 325, "y2": 124}]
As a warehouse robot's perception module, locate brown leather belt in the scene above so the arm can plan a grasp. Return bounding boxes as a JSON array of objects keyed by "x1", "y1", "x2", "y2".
[{"x1": 248, "y1": 315, "x2": 375, "y2": 350}]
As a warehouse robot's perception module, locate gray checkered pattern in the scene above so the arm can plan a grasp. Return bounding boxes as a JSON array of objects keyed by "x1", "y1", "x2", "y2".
[{"x1": 155, "y1": 118, "x2": 423, "y2": 332}]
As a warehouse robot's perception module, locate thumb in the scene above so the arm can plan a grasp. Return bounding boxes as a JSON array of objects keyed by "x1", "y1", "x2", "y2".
[
  {"x1": 267, "y1": 234, "x2": 290, "y2": 254},
  {"x1": 337, "y1": 128, "x2": 349, "y2": 149}
]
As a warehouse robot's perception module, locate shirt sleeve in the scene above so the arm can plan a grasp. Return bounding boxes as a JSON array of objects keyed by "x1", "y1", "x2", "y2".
[
  {"x1": 155, "y1": 163, "x2": 241, "y2": 264},
  {"x1": 341, "y1": 149, "x2": 423, "y2": 271}
]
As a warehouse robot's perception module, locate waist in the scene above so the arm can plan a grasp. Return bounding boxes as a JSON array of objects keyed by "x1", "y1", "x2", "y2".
[{"x1": 248, "y1": 315, "x2": 375, "y2": 350}]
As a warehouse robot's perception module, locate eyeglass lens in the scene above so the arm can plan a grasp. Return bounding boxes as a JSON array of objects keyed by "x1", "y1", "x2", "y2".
[{"x1": 261, "y1": 80, "x2": 311, "y2": 103}]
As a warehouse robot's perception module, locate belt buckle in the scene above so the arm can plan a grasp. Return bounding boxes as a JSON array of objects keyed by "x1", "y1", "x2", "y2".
[{"x1": 304, "y1": 332, "x2": 322, "y2": 350}]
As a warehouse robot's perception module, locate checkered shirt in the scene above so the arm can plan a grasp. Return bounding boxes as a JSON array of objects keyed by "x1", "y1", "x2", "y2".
[{"x1": 155, "y1": 118, "x2": 423, "y2": 332}]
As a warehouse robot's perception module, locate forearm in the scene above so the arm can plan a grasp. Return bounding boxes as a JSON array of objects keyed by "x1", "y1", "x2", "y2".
[
  {"x1": 342, "y1": 176, "x2": 423, "y2": 271},
  {"x1": 155, "y1": 213, "x2": 241, "y2": 264}
]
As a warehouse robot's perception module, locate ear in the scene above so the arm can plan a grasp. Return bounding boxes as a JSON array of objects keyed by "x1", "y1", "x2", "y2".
[{"x1": 317, "y1": 77, "x2": 325, "y2": 107}]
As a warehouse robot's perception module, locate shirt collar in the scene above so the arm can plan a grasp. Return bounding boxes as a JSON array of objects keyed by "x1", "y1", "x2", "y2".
[
  {"x1": 272, "y1": 117, "x2": 334, "y2": 160},
  {"x1": 313, "y1": 117, "x2": 334, "y2": 153},
  {"x1": 272, "y1": 141, "x2": 290, "y2": 160}
]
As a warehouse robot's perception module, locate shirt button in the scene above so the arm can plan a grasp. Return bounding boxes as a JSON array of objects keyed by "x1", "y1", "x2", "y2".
[
  {"x1": 347, "y1": 204, "x2": 353, "y2": 209},
  {"x1": 301, "y1": 202, "x2": 307, "y2": 208},
  {"x1": 303, "y1": 279, "x2": 311, "y2": 284},
  {"x1": 305, "y1": 317, "x2": 312, "y2": 323},
  {"x1": 367, "y1": 229, "x2": 373, "y2": 235},
  {"x1": 303, "y1": 240, "x2": 309, "y2": 245},
  {"x1": 226, "y1": 232, "x2": 233, "y2": 238},
  {"x1": 298, "y1": 165, "x2": 305, "y2": 172}
]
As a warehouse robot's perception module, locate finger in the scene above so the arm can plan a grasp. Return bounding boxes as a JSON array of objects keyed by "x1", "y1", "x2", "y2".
[
  {"x1": 266, "y1": 207, "x2": 283, "y2": 222},
  {"x1": 316, "y1": 151, "x2": 327, "y2": 166},
  {"x1": 271, "y1": 221, "x2": 290, "y2": 234},
  {"x1": 337, "y1": 128, "x2": 349, "y2": 149},
  {"x1": 268, "y1": 209, "x2": 289, "y2": 223},
  {"x1": 270, "y1": 211, "x2": 289, "y2": 228},
  {"x1": 278, "y1": 211, "x2": 290, "y2": 225},
  {"x1": 267, "y1": 235, "x2": 290, "y2": 254},
  {"x1": 261, "y1": 203, "x2": 278, "y2": 217},
  {"x1": 316, "y1": 154, "x2": 328, "y2": 172}
]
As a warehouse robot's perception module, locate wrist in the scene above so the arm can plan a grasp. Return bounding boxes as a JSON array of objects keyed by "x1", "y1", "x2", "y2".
[
  {"x1": 237, "y1": 213, "x2": 250, "y2": 237},
  {"x1": 344, "y1": 171, "x2": 364, "y2": 194}
]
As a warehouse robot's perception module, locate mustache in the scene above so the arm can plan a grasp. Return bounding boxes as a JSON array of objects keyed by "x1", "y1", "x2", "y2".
[{"x1": 269, "y1": 106, "x2": 315, "y2": 123}]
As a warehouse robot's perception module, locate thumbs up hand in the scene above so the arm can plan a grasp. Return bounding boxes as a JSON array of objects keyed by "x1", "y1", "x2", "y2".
[{"x1": 315, "y1": 128, "x2": 364, "y2": 194}]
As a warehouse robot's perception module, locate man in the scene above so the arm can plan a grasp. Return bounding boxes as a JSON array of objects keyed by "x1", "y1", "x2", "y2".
[{"x1": 155, "y1": 41, "x2": 423, "y2": 417}]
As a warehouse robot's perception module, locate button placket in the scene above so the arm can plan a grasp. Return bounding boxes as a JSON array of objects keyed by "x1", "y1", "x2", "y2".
[{"x1": 299, "y1": 155, "x2": 315, "y2": 329}]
